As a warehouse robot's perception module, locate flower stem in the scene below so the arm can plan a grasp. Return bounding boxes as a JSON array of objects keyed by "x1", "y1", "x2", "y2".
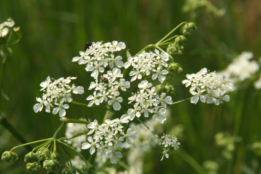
[
  {"x1": 53, "y1": 122, "x2": 65, "y2": 139},
  {"x1": 156, "y1": 22, "x2": 187, "y2": 45},
  {"x1": 170, "y1": 97, "x2": 191, "y2": 105},
  {"x1": 57, "y1": 140, "x2": 89, "y2": 165},
  {"x1": 10, "y1": 138, "x2": 51, "y2": 152}
]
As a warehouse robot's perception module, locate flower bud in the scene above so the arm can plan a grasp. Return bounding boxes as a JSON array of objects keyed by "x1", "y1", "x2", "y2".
[
  {"x1": 43, "y1": 159, "x2": 61, "y2": 172},
  {"x1": 51, "y1": 152, "x2": 60, "y2": 159},
  {"x1": 62, "y1": 166, "x2": 77, "y2": 174},
  {"x1": 24, "y1": 152, "x2": 38, "y2": 163},
  {"x1": 156, "y1": 84, "x2": 165, "y2": 94},
  {"x1": 26, "y1": 162, "x2": 41, "y2": 172},
  {"x1": 183, "y1": 22, "x2": 197, "y2": 35},
  {"x1": 1, "y1": 151, "x2": 18, "y2": 163},
  {"x1": 165, "y1": 85, "x2": 175, "y2": 95},
  {"x1": 37, "y1": 148, "x2": 51, "y2": 162},
  {"x1": 168, "y1": 63, "x2": 182, "y2": 73},
  {"x1": 82, "y1": 163, "x2": 95, "y2": 174},
  {"x1": 174, "y1": 35, "x2": 186, "y2": 46}
]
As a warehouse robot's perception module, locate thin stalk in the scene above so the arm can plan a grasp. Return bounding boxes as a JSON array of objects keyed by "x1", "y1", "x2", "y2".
[
  {"x1": 170, "y1": 97, "x2": 191, "y2": 105},
  {"x1": 10, "y1": 138, "x2": 51, "y2": 152},
  {"x1": 156, "y1": 22, "x2": 187, "y2": 45},
  {"x1": 57, "y1": 140, "x2": 89, "y2": 165},
  {"x1": 53, "y1": 122, "x2": 65, "y2": 139},
  {"x1": 57, "y1": 143, "x2": 72, "y2": 166},
  {"x1": 136, "y1": 117, "x2": 157, "y2": 137},
  {"x1": 119, "y1": 161, "x2": 130, "y2": 170}
]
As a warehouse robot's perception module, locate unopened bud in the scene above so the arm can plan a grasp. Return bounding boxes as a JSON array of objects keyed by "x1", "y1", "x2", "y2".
[
  {"x1": 26, "y1": 162, "x2": 41, "y2": 172},
  {"x1": 1, "y1": 151, "x2": 18, "y2": 163},
  {"x1": 24, "y1": 152, "x2": 38, "y2": 163},
  {"x1": 183, "y1": 22, "x2": 197, "y2": 35},
  {"x1": 43, "y1": 159, "x2": 61, "y2": 172}
]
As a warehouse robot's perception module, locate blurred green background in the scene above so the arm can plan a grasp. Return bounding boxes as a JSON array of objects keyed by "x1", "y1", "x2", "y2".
[{"x1": 1, "y1": 0, "x2": 261, "y2": 173}]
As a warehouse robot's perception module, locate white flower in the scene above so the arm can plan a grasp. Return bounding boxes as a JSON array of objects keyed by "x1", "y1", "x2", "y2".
[
  {"x1": 152, "y1": 66, "x2": 168, "y2": 83},
  {"x1": 52, "y1": 99, "x2": 69, "y2": 117},
  {"x1": 156, "y1": 93, "x2": 173, "y2": 108},
  {"x1": 81, "y1": 136, "x2": 99, "y2": 155},
  {"x1": 107, "y1": 146, "x2": 123, "y2": 164},
  {"x1": 119, "y1": 128, "x2": 137, "y2": 145},
  {"x1": 189, "y1": 87, "x2": 206, "y2": 104},
  {"x1": 33, "y1": 97, "x2": 45, "y2": 113},
  {"x1": 138, "y1": 80, "x2": 152, "y2": 92},
  {"x1": 72, "y1": 86, "x2": 84, "y2": 94},
  {"x1": 86, "y1": 91, "x2": 101, "y2": 106},
  {"x1": 127, "y1": 104, "x2": 141, "y2": 120},
  {"x1": 108, "y1": 93, "x2": 123, "y2": 111},
  {"x1": 107, "y1": 68, "x2": 123, "y2": 82},
  {"x1": 152, "y1": 107, "x2": 167, "y2": 124},
  {"x1": 117, "y1": 79, "x2": 130, "y2": 91}
]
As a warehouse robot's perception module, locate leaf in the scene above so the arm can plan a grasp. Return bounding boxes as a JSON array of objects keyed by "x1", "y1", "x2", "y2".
[{"x1": 1, "y1": 89, "x2": 9, "y2": 101}]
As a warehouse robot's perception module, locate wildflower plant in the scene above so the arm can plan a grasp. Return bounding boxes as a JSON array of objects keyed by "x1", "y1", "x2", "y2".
[{"x1": 1, "y1": 21, "x2": 234, "y2": 173}]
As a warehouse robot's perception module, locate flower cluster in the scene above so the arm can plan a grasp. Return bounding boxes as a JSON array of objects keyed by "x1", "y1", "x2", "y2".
[
  {"x1": 87, "y1": 68, "x2": 130, "y2": 111},
  {"x1": 125, "y1": 49, "x2": 169, "y2": 83},
  {"x1": 160, "y1": 134, "x2": 180, "y2": 161},
  {"x1": 218, "y1": 52, "x2": 259, "y2": 89},
  {"x1": 81, "y1": 115, "x2": 137, "y2": 164},
  {"x1": 33, "y1": 76, "x2": 84, "y2": 117},
  {"x1": 72, "y1": 41, "x2": 126, "y2": 79},
  {"x1": 72, "y1": 41, "x2": 130, "y2": 111},
  {"x1": 182, "y1": 68, "x2": 232, "y2": 105},
  {"x1": 0, "y1": 18, "x2": 19, "y2": 38},
  {"x1": 127, "y1": 80, "x2": 173, "y2": 123}
]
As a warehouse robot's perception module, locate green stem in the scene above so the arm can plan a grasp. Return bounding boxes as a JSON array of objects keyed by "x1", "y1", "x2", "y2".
[
  {"x1": 134, "y1": 44, "x2": 155, "y2": 56},
  {"x1": 0, "y1": 115, "x2": 33, "y2": 151},
  {"x1": 53, "y1": 122, "x2": 65, "y2": 139},
  {"x1": 156, "y1": 22, "x2": 187, "y2": 45},
  {"x1": 57, "y1": 140, "x2": 89, "y2": 165},
  {"x1": 178, "y1": 149, "x2": 206, "y2": 174},
  {"x1": 170, "y1": 97, "x2": 191, "y2": 105},
  {"x1": 10, "y1": 138, "x2": 51, "y2": 152},
  {"x1": 57, "y1": 143, "x2": 72, "y2": 166},
  {"x1": 136, "y1": 117, "x2": 157, "y2": 137},
  {"x1": 160, "y1": 35, "x2": 179, "y2": 44}
]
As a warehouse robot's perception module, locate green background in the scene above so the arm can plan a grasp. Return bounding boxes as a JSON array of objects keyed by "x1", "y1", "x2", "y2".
[{"x1": 1, "y1": 0, "x2": 261, "y2": 173}]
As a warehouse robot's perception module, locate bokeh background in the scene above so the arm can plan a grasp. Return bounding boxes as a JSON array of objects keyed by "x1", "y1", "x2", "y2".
[{"x1": 1, "y1": 0, "x2": 261, "y2": 173}]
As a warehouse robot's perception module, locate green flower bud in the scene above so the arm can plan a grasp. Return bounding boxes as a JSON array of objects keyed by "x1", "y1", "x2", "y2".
[
  {"x1": 168, "y1": 63, "x2": 181, "y2": 73},
  {"x1": 156, "y1": 84, "x2": 165, "y2": 94},
  {"x1": 174, "y1": 35, "x2": 187, "y2": 46},
  {"x1": 1, "y1": 151, "x2": 18, "y2": 163},
  {"x1": 165, "y1": 85, "x2": 175, "y2": 95},
  {"x1": 26, "y1": 162, "x2": 41, "y2": 172},
  {"x1": 62, "y1": 166, "x2": 77, "y2": 174},
  {"x1": 182, "y1": 22, "x2": 197, "y2": 35},
  {"x1": 43, "y1": 159, "x2": 61, "y2": 172},
  {"x1": 37, "y1": 148, "x2": 51, "y2": 162},
  {"x1": 24, "y1": 152, "x2": 38, "y2": 163},
  {"x1": 82, "y1": 163, "x2": 95, "y2": 174},
  {"x1": 51, "y1": 152, "x2": 60, "y2": 159},
  {"x1": 167, "y1": 43, "x2": 177, "y2": 55}
]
